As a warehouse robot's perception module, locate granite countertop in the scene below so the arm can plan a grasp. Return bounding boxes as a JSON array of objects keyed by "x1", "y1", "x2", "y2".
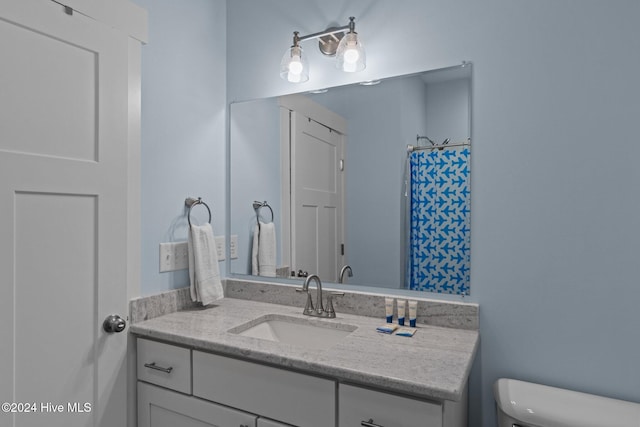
[{"x1": 130, "y1": 297, "x2": 479, "y2": 402}]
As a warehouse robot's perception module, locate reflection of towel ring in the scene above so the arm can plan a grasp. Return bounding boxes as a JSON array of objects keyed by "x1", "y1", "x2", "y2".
[
  {"x1": 252, "y1": 200, "x2": 274, "y2": 225},
  {"x1": 185, "y1": 197, "x2": 212, "y2": 227}
]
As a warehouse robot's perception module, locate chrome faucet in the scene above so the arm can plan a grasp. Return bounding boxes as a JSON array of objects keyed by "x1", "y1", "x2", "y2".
[
  {"x1": 303, "y1": 274, "x2": 324, "y2": 315},
  {"x1": 296, "y1": 274, "x2": 344, "y2": 318},
  {"x1": 339, "y1": 265, "x2": 353, "y2": 283}
]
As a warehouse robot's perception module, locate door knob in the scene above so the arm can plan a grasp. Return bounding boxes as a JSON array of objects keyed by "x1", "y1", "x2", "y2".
[{"x1": 103, "y1": 314, "x2": 126, "y2": 333}]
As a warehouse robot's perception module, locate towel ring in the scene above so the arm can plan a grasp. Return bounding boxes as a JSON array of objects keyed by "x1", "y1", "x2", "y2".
[
  {"x1": 252, "y1": 200, "x2": 274, "y2": 224},
  {"x1": 185, "y1": 197, "x2": 212, "y2": 227}
]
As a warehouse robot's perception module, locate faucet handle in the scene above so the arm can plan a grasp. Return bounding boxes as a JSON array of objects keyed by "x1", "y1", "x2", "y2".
[{"x1": 325, "y1": 292, "x2": 345, "y2": 318}]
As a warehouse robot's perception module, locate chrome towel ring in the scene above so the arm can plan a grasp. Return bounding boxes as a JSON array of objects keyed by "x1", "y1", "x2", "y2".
[
  {"x1": 252, "y1": 200, "x2": 274, "y2": 224},
  {"x1": 185, "y1": 197, "x2": 212, "y2": 227}
]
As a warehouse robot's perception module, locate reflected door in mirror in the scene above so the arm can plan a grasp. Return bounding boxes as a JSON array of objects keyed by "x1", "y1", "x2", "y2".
[{"x1": 288, "y1": 108, "x2": 345, "y2": 282}]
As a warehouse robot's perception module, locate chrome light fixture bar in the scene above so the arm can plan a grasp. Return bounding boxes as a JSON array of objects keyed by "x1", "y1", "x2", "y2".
[{"x1": 280, "y1": 17, "x2": 366, "y2": 83}]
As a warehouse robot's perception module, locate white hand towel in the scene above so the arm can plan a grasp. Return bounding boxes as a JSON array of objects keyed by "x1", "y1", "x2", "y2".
[
  {"x1": 187, "y1": 223, "x2": 223, "y2": 305},
  {"x1": 251, "y1": 224, "x2": 260, "y2": 276},
  {"x1": 251, "y1": 221, "x2": 276, "y2": 277}
]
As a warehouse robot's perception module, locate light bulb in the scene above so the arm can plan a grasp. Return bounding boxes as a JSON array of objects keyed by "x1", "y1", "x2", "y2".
[
  {"x1": 287, "y1": 71, "x2": 301, "y2": 83},
  {"x1": 342, "y1": 61, "x2": 357, "y2": 72},
  {"x1": 336, "y1": 32, "x2": 365, "y2": 73},
  {"x1": 288, "y1": 56, "x2": 303, "y2": 75},
  {"x1": 280, "y1": 44, "x2": 309, "y2": 83},
  {"x1": 343, "y1": 44, "x2": 360, "y2": 64}
]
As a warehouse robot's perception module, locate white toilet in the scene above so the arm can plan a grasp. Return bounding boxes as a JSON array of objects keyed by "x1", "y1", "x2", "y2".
[{"x1": 494, "y1": 378, "x2": 640, "y2": 427}]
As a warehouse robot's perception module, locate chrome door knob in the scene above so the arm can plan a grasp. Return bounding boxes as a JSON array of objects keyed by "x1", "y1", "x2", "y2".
[{"x1": 103, "y1": 314, "x2": 126, "y2": 333}]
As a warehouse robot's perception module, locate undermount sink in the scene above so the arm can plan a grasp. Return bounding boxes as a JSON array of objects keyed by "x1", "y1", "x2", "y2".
[{"x1": 228, "y1": 314, "x2": 357, "y2": 350}]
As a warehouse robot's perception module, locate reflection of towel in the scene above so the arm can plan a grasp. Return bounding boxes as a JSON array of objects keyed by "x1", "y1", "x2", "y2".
[
  {"x1": 251, "y1": 221, "x2": 276, "y2": 277},
  {"x1": 187, "y1": 223, "x2": 223, "y2": 305}
]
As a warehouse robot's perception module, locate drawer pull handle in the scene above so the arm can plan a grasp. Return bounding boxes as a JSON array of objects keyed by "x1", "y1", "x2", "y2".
[
  {"x1": 144, "y1": 362, "x2": 173, "y2": 374},
  {"x1": 362, "y1": 419, "x2": 384, "y2": 427}
]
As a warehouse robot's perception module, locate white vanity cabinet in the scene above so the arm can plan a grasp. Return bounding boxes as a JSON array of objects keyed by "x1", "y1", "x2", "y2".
[
  {"x1": 136, "y1": 338, "x2": 334, "y2": 427},
  {"x1": 338, "y1": 384, "x2": 468, "y2": 427},
  {"x1": 192, "y1": 350, "x2": 335, "y2": 427},
  {"x1": 137, "y1": 338, "x2": 257, "y2": 427},
  {"x1": 339, "y1": 383, "x2": 442, "y2": 427},
  {"x1": 136, "y1": 338, "x2": 467, "y2": 427},
  {"x1": 138, "y1": 382, "x2": 256, "y2": 427},
  {"x1": 137, "y1": 338, "x2": 191, "y2": 394}
]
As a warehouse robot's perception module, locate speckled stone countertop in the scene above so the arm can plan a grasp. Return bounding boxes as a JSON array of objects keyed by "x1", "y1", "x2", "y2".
[{"x1": 130, "y1": 297, "x2": 478, "y2": 402}]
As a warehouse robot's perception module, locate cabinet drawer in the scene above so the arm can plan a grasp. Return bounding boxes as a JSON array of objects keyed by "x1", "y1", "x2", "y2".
[
  {"x1": 137, "y1": 338, "x2": 191, "y2": 394},
  {"x1": 193, "y1": 351, "x2": 335, "y2": 427},
  {"x1": 339, "y1": 384, "x2": 442, "y2": 427},
  {"x1": 138, "y1": 382, "x2": 257, "y2": 427}
]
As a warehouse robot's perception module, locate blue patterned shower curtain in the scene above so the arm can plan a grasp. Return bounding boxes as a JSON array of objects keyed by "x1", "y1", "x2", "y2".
[{"x1": 407, "y1": 147, "x2": 470, "y2": 294}]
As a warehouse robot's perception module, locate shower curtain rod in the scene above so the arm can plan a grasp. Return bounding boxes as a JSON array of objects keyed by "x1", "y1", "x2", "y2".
[{"x1": 407, "y1": 139, "x2": 470, "y2": 153}]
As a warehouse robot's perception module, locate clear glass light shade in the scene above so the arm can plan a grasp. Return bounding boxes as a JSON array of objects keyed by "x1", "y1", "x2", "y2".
[
  {"x1": 280, "y1": 45, "x2": 309, "y2": 83},
  {"x1": 336, "y1": 32, "x2": 366, "y2": 72}
]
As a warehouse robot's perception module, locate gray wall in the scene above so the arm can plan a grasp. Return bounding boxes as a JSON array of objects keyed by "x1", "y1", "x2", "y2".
[
  {"x1": 133, "y1": 0, "x2": 227, "y2": 294},
  {"x1": 308, "y1": 75, "x2": 469, "y2": 288},
  {"x1": 226, "y1": 1, "x2": 640, "y2": 426},
  {"x1": 426, "y1": 78, "x2": 470, "y2": 145},
  {"x1": 229, "y1": 98, "x2": 281, "y2": 275},
  {"x1": 309, "y1": 76, "x2": 429, "y2": 287}
]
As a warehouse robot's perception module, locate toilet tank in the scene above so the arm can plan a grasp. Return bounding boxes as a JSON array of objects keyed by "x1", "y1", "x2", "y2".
[{"x1": 493, "y1": 378, "x2": 640, "y2": 427}]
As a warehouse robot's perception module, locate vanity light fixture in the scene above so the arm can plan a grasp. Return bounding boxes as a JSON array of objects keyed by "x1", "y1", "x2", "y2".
[{"x1": 280, "y1": 16, "x2": 366, "y2": 83}]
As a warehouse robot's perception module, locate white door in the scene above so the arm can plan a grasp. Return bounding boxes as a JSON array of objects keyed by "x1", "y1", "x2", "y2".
[
  {"x1": 0, "y1": 1, "x2": 130, "y2": 426},
  {"x1": 290, "y1": 111, "x2": 345, "y2": 282}
]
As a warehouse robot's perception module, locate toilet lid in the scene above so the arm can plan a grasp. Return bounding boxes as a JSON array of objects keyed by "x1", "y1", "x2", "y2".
[{"x1": 493, "y1": 379, "x2": 640, "y2": 427}]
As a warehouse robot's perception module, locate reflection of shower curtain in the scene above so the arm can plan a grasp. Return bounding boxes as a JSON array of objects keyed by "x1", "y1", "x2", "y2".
[{"x1": 407, "y1": 147, "x2": 470, "y2": 294}]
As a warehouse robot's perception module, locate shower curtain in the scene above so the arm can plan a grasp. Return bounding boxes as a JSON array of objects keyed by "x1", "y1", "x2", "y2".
[{"x1": 407, "y1": 147, "x2": 470, "y2": 294}]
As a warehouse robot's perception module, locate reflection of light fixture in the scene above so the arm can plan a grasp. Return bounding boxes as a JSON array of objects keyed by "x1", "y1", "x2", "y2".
[{"x1": 280, "y1": 16, "x2": 366, "y2": 83}]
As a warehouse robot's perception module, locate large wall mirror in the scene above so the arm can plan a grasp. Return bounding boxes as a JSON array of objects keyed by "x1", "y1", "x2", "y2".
[{"x1": 229, "y1": 62, "x2": 472, "y2": 294}]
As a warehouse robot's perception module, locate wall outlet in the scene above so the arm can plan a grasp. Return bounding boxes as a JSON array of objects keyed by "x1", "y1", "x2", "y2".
[
  {"x1": 159, "y1": 242, "x2": 189, "y2": 272},
  {"x1": 215, "y1": 235, "x2": 238, "y2": 260},
  {"x1": 215, "y1": 236, "x2": 225, "y2": 261},
  {"x1": 230, "y1": 234, "x2": 238, "y2": 259},
  {"x1": 160, "y1": 236, "x2": 229, "y2": 273}
]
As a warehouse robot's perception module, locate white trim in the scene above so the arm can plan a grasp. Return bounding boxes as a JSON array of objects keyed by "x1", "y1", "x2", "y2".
[
  {"x1": 126, "y1": 27, "x2": 143, "y2": 427},
  {"x1": 126, "y1": 38, "x2": 142, "y2": 303},
  {"x1": 56, "y1": 0, "x2": 148, "y2": 43},
  {"x1": 278, "y1": 94, "x2": 348, "y2": 135},
  {"x1": 279, "y1": 107, "x2": 292, "y2": 270}
]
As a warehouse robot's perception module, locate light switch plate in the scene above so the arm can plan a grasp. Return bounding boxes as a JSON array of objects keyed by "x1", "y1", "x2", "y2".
[
  {"x1": 230, "y1": 234, "x2": 238, "y2": 259},
  {"x1": 215, "y1": 236, "x2": 225, "y2": 261},
  {"x1": 159, "y1": 242, "x2": 188, "y2": 272},
  {"x1": 159, "y1": 237, "x2": 227, "y2": 273}
]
